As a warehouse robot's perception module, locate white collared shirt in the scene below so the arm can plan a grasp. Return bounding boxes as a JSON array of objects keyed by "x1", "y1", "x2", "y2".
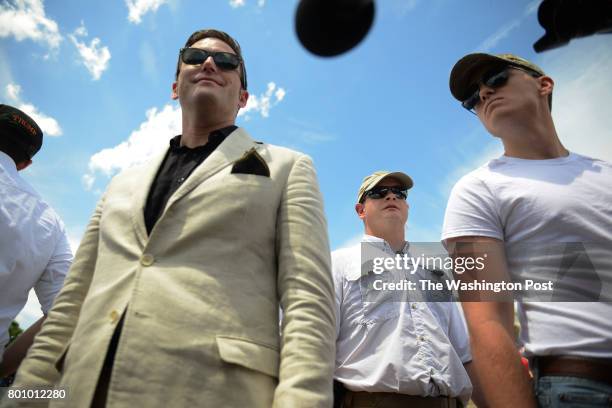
[
  {"x1": 0, "y1": 151, "x2": 72, "y2": 351},
  {"x1": 332, "y1": 235, "x2": 472, "y2": 405}
]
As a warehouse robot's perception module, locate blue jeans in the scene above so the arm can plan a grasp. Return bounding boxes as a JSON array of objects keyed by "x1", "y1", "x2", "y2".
[{"x1": 535, "y1": 376, "x2": 612, "y2": 407}]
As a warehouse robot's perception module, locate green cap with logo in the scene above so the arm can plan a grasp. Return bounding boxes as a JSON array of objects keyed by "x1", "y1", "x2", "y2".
[
  {"x1": 449, "y1": 53, "x2": 546, "y2": 101},
  {"x1": 357, "y1": 170, "x2": 413, "y2": 203}
]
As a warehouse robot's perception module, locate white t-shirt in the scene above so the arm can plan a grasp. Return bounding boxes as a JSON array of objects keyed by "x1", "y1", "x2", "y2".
[
  {"x1": 442, "y1": 152, "x2": 612, "y2": 358},
  {"x1": 333, "y1": 235, "x2": 472, "y2": 405},
  {"x1": 0, "y1": 152, "x2": 72, "y2": 353}
]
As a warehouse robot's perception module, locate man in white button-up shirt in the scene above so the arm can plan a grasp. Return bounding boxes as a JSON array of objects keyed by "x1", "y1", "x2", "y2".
[
  {"x1": 333, "y1": 171, "x2": 472, "y2": 408},
  {"x1": 0, "y1": 105, "x2": 72, "y2": 380}
]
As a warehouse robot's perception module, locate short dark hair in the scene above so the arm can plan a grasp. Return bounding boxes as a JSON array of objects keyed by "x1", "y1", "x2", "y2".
[{"x1": 175, "y1": 29, "x2": 248, "y2": 90}]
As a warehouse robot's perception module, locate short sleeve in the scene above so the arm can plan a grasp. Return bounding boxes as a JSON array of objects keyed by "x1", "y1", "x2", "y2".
[{"x1": 442, "y1": 172, "x2": 503, "y2": 242}]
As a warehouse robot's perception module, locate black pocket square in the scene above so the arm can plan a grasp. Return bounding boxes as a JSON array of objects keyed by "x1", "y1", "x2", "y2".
[{"x1": 231, "y1": 149, "x2": 270, "y2": 177}]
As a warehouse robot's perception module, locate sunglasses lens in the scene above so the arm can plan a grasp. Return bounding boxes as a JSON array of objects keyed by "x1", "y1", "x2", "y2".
[
  {"x1": 181, "y1": 49, "x2": 240, "y2": 71},
  {"x1": 485, "y1": 70, "x2": 509, "y2": 88},
  {"x1": 462, "y1": 91, "x2": 480, "y2": 111},
  {"x1": 366, "y1": 187, "x2": 408, "y2": 200},
  {"x1": 182, "y1": 48, "x2": 206, "y2": 64},
  {"x1": 462, "y1": 69, "x2": 509, "y2": 112},
  {"x1": 213, "y1": 52, "x2": 240, "y2": 70}
]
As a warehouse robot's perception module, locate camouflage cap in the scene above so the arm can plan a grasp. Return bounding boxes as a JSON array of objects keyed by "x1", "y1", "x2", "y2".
[
  {"x1": 449, "y1": 53, "x2": 546, "y2": 101},
  {"x1": 357, "y1": 171, "x2": 413, "y2": 203}
]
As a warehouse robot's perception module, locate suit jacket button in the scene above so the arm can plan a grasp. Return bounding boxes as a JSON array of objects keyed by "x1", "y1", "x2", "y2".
[
  {"x1": 141, "y1": 253, "x2": 154, "y2": 266},
  {"x1": 110, "y1": 310, "x2": 120, "y2": 324}
]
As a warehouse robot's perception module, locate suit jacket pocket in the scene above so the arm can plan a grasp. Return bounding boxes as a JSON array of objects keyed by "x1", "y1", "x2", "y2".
[
  {"x1": 216, "y1": 336, "x2": 279, "y2": 378},
  {"x1": 54, "y1": 342, "x2": 71, "y2": 373}
]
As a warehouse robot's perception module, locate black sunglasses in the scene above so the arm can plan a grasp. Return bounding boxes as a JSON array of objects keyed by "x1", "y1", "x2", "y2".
[
  {"x1": 364, "y1": 186, "x2": 408, "y2": 201},
  {"x1": 180, "y1": 47, "x2": 241, "y2": 70},
  {"x1": 462, "y1": 66, "x2": 541, "y2": 113},
  {"x1": 180, "y1": 47, "x2": 247, "y2": 89}
]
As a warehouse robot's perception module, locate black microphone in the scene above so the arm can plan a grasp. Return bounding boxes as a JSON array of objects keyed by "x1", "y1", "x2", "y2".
[
  {"x1": 295, "y1": 0, "x2": 375, "y2": 57},
  {"x1": 534, "y1": 0, "x2": 612, "y2": 52}
]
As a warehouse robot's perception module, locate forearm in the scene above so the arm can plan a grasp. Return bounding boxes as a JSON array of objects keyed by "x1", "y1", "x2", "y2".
[
  {"x1": 0, "y1": 317, "x2": 46, "y2": 379},
  {"x1": 468, "y1": 317, "x2": 536, "y2": 407}
]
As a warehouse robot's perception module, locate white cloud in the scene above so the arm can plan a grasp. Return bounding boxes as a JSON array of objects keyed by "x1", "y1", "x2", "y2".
[
  {"x1": 69, "y1": 22, "x2": 111, "y2": 81},
  {"x1": 0, "y1": 0, "x2": 62, "y2": 50},
  {"x1": 546, "y1": 39, "x2": 612, "y2": 161},
  {"x1": 84, "y1": 82, "x2": 287, "y2": 189},
  {"x1": 125, "y1": 0, "x2": 168, "y2": 24},
  {"x1": 6, "y1": 83, "x2": 21, "y2": 101},
  {"x1": 4, "y1": 83, "x2": 62, "y2": 136},
  {"x1": 476, "y1": 1, "x2": 538, "y2": 52},
  {"x1": 83, "y1": 104, "x2": 181, "y2": 189},
  {"x1": 477, "y1": 20, "x2": 522, "y2": 52},
  {"x1": 229, "y1": 0, "x2": 266, "y2": 8},
  {"x1": 14, "y1": 290, "x2": 42, "y2": 329},
  {"x1": 239, "y1": 82, "x2": 286, "y2": 118}
]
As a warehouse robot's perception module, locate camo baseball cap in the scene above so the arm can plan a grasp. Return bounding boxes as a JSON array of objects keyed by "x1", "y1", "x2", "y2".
[
  {"x1": 449, "y1": 53, "x2": 546, "y2": 101},
  {"x1": 357, "y1": 171, "x2": 413, "y2": 203}
]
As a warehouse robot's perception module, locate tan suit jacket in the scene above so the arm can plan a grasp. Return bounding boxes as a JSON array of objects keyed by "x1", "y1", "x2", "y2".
[{"x1": 5, "y1": 128, "x2": 335, "y2": 407}]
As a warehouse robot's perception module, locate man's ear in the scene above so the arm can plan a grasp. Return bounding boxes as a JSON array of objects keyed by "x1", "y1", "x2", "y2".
[
  {"x1": 16, "y1": 159, "x2": 32, "y2": 171},
  {"x1": 238, "y1": 89, "x2": 249, "y2": 109},
  {"x1": 539, "y1": 75, "x2": 554, "y2": 97},
  {"x1": 171, "y1": 81, "x2": 179, "y2": 100},
  {"x1": 355, "y1": 202, "x2": 366, "y2": 220}
]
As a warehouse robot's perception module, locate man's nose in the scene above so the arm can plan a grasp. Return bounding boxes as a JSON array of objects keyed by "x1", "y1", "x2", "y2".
[
  {"x1": 384, "y1": 191, "x2": 396, "y2": 200},
  {"x1": 201, "y1": 56, "x2": 217, "y2": 71},
  {"x1": 479, "y1": 84, "x2": 495, "y2": 102}
]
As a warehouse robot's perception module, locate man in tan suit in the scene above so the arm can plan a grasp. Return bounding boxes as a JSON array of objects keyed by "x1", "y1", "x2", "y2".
[{"x1": 3, "y1": 29, "x2": 335, "y2": 408}]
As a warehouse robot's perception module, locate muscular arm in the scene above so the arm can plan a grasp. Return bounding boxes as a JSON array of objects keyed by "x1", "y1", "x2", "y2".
[
  {"x1": 0, "y1": 316, "x2": 46, "y2": 379},
  {"x1": 446, "y1": 236, "x2": 536, "y2": 408}
]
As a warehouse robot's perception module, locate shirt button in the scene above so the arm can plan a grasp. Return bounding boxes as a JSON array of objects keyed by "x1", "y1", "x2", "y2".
[
  {"x1": 419, "y1": 335, "x2": 426, "y2": 342},
  {"x1": 110, "y1": 310, "x2": 120, "y2": 324},
  {"x1": 177, "y1": 177, "x2": 185, "y2": 183},
  {"x1": 141, "y1": 253, "x2": 154, "y2": 266},
  {"x1": 430, "y1": 368, "x2": 435, "y2": 375},
  {"x1": 411, "y1": 303, "x2": 417, "y2": 310}
]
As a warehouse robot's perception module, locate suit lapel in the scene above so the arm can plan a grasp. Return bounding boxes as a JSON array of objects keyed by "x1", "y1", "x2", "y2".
[
  {"x1": 161, "y1": 127, "x2": 258, "y2": 216},
  {"x1": 130, "y1": 148, "x2": 168, "y2": 246}
]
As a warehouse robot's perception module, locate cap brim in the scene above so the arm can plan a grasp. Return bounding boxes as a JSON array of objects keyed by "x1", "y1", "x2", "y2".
[
  {"x1": 449, "y1": 53, "x2": 509, "y2": 101},
  {"x1": 381, "y1": 172, "x2": 414, "y2": 190}
]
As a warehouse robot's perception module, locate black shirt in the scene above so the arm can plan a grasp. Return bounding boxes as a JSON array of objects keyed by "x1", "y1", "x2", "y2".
[{"x1": 144, "y1": 125, "x2": 237, "y2": 234}]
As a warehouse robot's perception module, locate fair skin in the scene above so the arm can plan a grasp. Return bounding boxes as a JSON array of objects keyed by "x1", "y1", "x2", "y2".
[
  {"x1": 171, "y1": 37, "x2": 249, "y2": 148},
  {"x1": 474, "y1": 68, "x2": 567, "y2": 160},
  {"x1": 355, "y1": 178, "x2": 408, "y2": 252},
  {"x1": 445, "y1": 67, "x2": 570, "y2": 407}
]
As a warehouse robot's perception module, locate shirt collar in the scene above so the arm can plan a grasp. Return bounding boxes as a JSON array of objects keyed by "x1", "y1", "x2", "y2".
[
  {"x1": 169, "y1": 125, "x2": 238, "y2": 152},
  {"x1": 0, "y1": 151, "x2": 18, "y2": 177},
  {"x1": 362, "y1": 234, "x2": 410, "y2": 254}
]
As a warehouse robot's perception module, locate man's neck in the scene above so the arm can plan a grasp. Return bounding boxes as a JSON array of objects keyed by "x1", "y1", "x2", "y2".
[
  {"x1": 180, "y1": 104, "x2": 236, "y2": 148},
  {"x1": 366, "y1": 228, "x2": 406, "y2": 253},
  {"x1": 498, "y1": 112, "x2": 568, "y2": 160}
]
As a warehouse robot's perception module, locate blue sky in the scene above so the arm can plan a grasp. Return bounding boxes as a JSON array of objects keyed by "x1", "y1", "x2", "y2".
[{"x1": 2, "y1": 0, "x2": 611, "y2": 327}]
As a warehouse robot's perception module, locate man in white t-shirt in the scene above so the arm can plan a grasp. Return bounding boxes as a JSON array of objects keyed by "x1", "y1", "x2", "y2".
[
  {"x1": 0, "y1": 105, "x2": 72, "y2": 381},
  {"x1": 442, "y1": 53, "x2": 612, "y2": 407},
  {"x1": 334, "y1": 171, "x2": 472, "y2": 408}
]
